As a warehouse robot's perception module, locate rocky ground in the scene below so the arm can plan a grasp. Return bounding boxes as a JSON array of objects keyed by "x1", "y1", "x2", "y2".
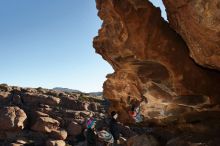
[
  {"x1": 0, "y1": 84, "x2": 220, "y2": 146},
  {"x1": 0, "y1": 84, "x2": 108, "y2": 146}
]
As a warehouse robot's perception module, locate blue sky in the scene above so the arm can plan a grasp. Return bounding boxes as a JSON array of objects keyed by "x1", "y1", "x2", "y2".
[{"x1": 0, "y1": 0, "x2": 166, "y2": 92}]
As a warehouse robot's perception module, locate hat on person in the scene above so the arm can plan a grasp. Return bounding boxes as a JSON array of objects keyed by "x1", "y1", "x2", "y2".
[{"x1": 86, "y1": 117, "x2": 96, "y2": 128}]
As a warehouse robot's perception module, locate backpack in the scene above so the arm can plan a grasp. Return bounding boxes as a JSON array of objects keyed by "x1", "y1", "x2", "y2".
[{"x1": 97, "y1": 130, "x2": 114, "y2": 144}]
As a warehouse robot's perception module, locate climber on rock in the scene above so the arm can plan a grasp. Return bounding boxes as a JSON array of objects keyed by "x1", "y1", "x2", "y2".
[{"x1": 128, "y1": 95, "x2": 147, "y2": 123}]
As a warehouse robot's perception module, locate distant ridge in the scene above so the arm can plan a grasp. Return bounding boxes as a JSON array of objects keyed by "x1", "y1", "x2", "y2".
[
  {"x1": 52, "y1": 87, "x2": 102, "y2": 96},
  {"x1": 88, "y1": 92, "x2": 103, "y2": 96},
  {"x1": 53, "y1": 87, "x2": 81, "y2": 93}
]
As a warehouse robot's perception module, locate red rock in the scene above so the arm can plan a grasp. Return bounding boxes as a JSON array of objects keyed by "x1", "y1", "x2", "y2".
[
  {"x1": 31, "y1": 116, "x2": 60, "y2": 133},
  {"x1": 93, "y1": 0, "x2": 220, "y2": 123},
  {"x1": 0, "y1": 106, "x2": 27, "y2": 130},
  {"x1": 163, "y1": 0, "x2": 220, "y2": 70}
]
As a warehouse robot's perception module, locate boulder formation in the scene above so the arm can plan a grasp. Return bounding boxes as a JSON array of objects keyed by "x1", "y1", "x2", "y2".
[
  {"x1": 163, "y1": 0, "x2": 220, "y2": 70},
  {"x1": 93, "y1": 0, "x2": 220, "y2": 129},
  {"x1": 94, "y1": 0, "x2": 220, "y2": 144},
  {"x1": 0, "y1": 84, "x2": 105, "y2": 146}
]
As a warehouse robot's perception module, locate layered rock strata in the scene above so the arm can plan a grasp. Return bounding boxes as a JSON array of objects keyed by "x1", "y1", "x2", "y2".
[{"x1": 93, "y1": 0, "x2": 220, "y2": 124}]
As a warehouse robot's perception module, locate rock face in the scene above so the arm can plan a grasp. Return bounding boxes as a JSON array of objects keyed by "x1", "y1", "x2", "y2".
[
  {"x1": 0, "y1": 106, "x2": 27, "y2": 130},
  {"x1": 163, "y1": 0, "x2": 220, "y2": 70},
  {"x1": 93, "y1": 0, "x2": 220, "y2": 123}
]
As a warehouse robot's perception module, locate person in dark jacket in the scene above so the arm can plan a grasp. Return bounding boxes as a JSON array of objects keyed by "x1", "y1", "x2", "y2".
[
  {"x1": 109, "y1": 111, "x2": 120, "y2": 145},
  {"x1": 86, "y1": 117, "x2": 97, "y2": 146}
]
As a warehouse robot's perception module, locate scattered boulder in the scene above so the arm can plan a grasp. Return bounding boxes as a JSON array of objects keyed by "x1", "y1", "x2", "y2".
[
  {"x1": 31, "y1": 116, "x2": 60, "y2": 133},
  {"x1": 0, "y1": 106, "x2": 27, "y2": 130}
]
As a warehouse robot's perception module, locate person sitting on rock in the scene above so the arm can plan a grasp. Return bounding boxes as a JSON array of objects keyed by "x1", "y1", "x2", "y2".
[
  {"x1": 86, "y1": 117, "x2": 97, "y2": 146},
  {"x1": 109, "y1": 111, "x2": 121, "y2": 145}
]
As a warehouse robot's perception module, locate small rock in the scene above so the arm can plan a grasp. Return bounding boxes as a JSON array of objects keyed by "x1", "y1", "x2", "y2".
[{"x1": 46, "y1": 140, "x2": 66, "y2": 146}]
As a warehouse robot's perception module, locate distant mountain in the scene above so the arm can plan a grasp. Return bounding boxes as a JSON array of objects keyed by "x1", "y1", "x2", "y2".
[
  {"x1": 88, "y1": 92, "x2": 103, "y2": 96},
  {"x1": 53, "y1": 87, "x2": 81, "y2": 93},
  {"x1": 52, "y1": 87, "x2": 103, "y2": 96}
]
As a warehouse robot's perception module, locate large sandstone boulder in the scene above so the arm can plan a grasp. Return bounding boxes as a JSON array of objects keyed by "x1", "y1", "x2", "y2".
[
  {"x1": 31, "y1": 114, "x2": 68, "y2": 140},
  {"x1": 0, "y1": 106, "x2": 27, "y2": 130},
  {"x1": 22, "y1": 93, "x2": 60, "y2": 106},
  {"x1": 163, "y1": 0, "x2": 220, "y2": 70},
  {"x1": 93, "y1": 0, "x2": 220, "y2": 123}
]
